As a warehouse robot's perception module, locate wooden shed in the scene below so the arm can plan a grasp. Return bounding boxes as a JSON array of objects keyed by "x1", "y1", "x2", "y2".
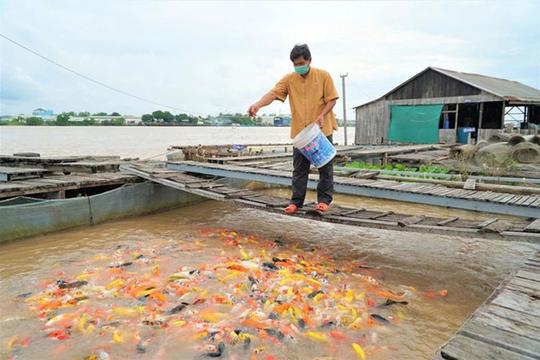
[{"x1": 354, "y1": 67, "x2": 540, "y2": 144}]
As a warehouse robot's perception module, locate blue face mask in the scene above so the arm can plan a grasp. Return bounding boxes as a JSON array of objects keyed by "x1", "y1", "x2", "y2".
[{"x1": 294, "y1": 64, "x2": 309, "y2": 75}]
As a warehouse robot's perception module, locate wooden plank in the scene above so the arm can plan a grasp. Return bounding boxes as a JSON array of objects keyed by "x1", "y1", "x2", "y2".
[
  {"x1": 491, "y1": 288, "x2": 540, "y2": 317},
  {"x1": 440, "y1": 333, "x2": 534, "y2": 360},
  {"x1": 340, "y1": 208, "x2": 366, "y2": 216},
  {"x1": 437, "y1": 217, "x2": 459, "y2": 226},
  {"x1": 485, "y1": 304, "x2": 540, "y2": 330},
  {"x1": 515, "y1": 270, "x2": 540, "y2": 283},
  {"x1": 459, "y1": 319, "x2": 540, "y2": 359},
  {"x1": 398, "y1": 215, "x2": 426, "y2": 227},
  {"x1": 370, "y1": 211, "x2": 393, "y2": 220},
  {"x1": 477, "y1": 218, "x2": 498, "y2": 229},
  {"x1": 463, "y1": 178, "x2": 476, "y2": 190},
  {"x1": 524, "y1": 219, "x2": 540, "y2": 233}
]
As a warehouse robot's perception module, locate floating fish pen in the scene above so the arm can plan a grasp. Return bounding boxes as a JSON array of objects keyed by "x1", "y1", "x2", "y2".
[{"x1": 1, "y1": 145, "x2": 539, "y2": 359}]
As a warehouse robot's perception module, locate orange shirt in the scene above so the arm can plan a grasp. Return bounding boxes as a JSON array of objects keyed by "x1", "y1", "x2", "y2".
[{"x1": 270, "y1": 67, "x2": 339, "y2": 139}]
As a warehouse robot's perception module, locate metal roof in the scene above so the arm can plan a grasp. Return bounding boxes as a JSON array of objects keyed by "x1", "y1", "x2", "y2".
[
  {"x1": 432, "y1": 67, "x2": 540, "y2": 103},
  {"x1": 354, "y1": 67, "x2": 540, "y2": 108}
]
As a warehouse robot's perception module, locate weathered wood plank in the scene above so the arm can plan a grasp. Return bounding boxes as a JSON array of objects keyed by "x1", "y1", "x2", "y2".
[
  {"x1": 525, "y1": 219, "x2": 540, "y2": 233},
  {"x1": 491, "y1": 288, "x2": 540, "y2": 317},
  {"x1": 459, "y1": 320, "x2": 540, "y2": 359},
  {"x1": 440, "y1": 333, "x2": 534, "y2": 360},
  {"x1": 398, "y1": 215, "x2": 426, "y2": 227},
  {"x1": 437, "y1": 217, "x2": 459, "y2": 226}
]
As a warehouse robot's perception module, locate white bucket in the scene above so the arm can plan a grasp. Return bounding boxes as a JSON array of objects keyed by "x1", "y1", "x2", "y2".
[{"x1": 292, "y1": 123, "x2": 336, "y2": 168}]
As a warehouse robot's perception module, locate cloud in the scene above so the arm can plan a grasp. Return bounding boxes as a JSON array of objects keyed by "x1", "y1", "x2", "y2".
[{"x1": 0, "y1": 0, "x2": 538, "y2": 116}]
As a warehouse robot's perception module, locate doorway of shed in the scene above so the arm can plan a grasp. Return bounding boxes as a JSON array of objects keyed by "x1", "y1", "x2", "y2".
[{"x1": 457, "y1": 103, "x2": 480, "y2": 143}]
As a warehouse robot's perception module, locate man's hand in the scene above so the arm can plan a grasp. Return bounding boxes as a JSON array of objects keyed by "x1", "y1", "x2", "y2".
[
  {"x1": 315, "y1": 114, "x2": 324, "y2": 128},
  {"x1": 248, "y1": 103, "x2": 260, "y2": 118}
]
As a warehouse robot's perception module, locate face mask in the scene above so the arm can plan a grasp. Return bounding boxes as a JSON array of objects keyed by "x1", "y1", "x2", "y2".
[{"x1": 294, "y1": 64, "x2": 309, "y2": 75}]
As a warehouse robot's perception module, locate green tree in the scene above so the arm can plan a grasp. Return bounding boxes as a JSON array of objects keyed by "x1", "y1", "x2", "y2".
[
  {"x1": 110, "y1": 112, "x2": 121, "y2": 116},
  {"x1": 141, "y1": 114, "x2": 154, "y2": 123},
  {"x1": 93, "y1": 112, "x2": 108, "y2": 116},
  {"x1": 25, "y1": 117, "x2": 44, "y2": 125},
  {"x1": 78, "y1": 111, "x2": 90, "y2": 117},
  {"x1": 56, "y1": 112, "x2": 71, "y2": 125}
]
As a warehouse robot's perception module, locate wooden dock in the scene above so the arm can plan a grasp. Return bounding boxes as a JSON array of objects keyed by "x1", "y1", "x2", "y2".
[
  {"x1": 437, "y1": 251, "x2": 540, "y2": 359},
  {"x1": 122, "y1": 164, "x2": 540, "y2": 243},
  {"x1": 0, "y1": 172, "x2": 140, "y2": 199},
  {"x1": 166, "y1": 160, "x2": 540, "y2": 218}
]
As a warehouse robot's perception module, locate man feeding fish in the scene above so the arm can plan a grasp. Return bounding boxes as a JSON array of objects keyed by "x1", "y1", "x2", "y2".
[{"x1": 248, "y1": 44, "x2": 339, "y2": 214}]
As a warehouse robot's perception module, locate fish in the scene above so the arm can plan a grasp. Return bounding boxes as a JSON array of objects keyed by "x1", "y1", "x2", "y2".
[
  {"x1": 369, "y1": 314, "x2": 389, "y2": 324},
  {"x1": 205, "y1": 341, "x2": 225, "y2": 357},
  {"x1": 16, "y1": 291, "x2": 32, "y2": 299},
  {"x1": 307, "y1": 290, "x2": 324, "y2": 299},
  {"x1": 379, "y1": 299, "x2": 408, "y2": 307},
  {"x1": 352, "y1": 343, "x2": 366, "y2": 360},
  {"x1": 261, "y1": 262, "x2": 278, "y2": 271},
  {"x1": 264, "y1": 328, "x2": 285, "y2": 341},
  {"x1": 57, "y1": 280, "x2": 88, "y2": 289},
  {"x1": 109, "y1": 261, "x2": 133, "y2": 268},
  {"x1": 306, "y1": 331, "x2": 328, "y2": 342}
]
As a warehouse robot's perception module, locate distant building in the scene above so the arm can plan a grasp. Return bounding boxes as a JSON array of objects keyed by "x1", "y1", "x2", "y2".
[
  {"x1": 273, "y1": 115, "x2": 291, "y2": 127},
  {"x1": 354, "y1": 67, "x2": 540, "y2": 145},
  {"x1": 259, "y1": 115, "x2": 275, "y2": 125},
  {"x1": 69, "y1": 115, "x2": 142, "y2": 124},
  {"x1": 32, "y1": 108, "x2": 54, "y2": 116}
]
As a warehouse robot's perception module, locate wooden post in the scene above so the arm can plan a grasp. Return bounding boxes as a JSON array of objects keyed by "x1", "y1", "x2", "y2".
[
  {"x1": 454, "y1": 103, "x2": 459, "y2": 143},
  {"x1": 501, "y1": 101, "x2": 505, "y2": 130},
  {"x1": 477, "y1": 102, "x2": 484, "y2": 142}
]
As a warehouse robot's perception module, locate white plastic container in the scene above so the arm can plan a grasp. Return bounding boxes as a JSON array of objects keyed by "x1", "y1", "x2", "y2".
[{"x1": 292, "y1": 123, "x2": 336, "y2": 168}]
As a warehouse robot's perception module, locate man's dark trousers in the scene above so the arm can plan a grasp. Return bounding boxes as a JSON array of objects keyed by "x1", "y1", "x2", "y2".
[{"x1": 291, "y1": 135, "x2": 333, "y2": 207}]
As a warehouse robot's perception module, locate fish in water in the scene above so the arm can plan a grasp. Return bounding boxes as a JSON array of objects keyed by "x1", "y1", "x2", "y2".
[
  {"x1": 379, "y1": 298, "x2": 408, "y2": 307},
  {"x1": 369, "y1": 314, "x2": 389, "y2": 324},
  {"x1": 307, "y1": 290, "x2": 324, "y2": 299},
  {"x1": 109, "y1": 262, "x2": 133, "y2": 268},
  {"x1": 57, "y1": 280, "x2": 88, "y2": 289},
  {"x1": 205, "y1": 341, "x2": 225, "y2": 357},
  {"x1": 16, "y1": 292, "x2": 32, "y2": 299},
  {"x1": 262, "y1": 262, "x2": 279, "y2": 271},
  {"x1": 168, "y1": 302, "x2": 190, "y2": 314}
]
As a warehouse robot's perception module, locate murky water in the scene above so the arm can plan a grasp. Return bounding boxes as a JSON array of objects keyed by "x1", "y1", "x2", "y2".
[{"x1": 1, "y1": 201, "x2": 537, "y2": 359}]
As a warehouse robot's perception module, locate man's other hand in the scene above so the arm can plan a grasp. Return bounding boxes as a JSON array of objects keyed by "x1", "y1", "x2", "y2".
[{"x1": 315, "y1": 114, "x2": 324, "y2": 128}]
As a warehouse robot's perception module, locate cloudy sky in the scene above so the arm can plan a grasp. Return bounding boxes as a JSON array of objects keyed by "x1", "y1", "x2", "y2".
[{"x1": 1, "y1": 0, "x2": 539, "y2": 117}]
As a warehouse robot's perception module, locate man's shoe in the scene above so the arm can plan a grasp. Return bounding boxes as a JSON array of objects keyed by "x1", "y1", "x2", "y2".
[
  {"x1": 284, "y1": 204, "x2": 298, "y2": 214},
  {"x1": 315, "y1": 202, "x2": 330, "y2": 212}
]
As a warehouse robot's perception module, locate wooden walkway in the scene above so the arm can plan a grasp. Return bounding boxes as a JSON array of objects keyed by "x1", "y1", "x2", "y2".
[
  {"x1": 437, "y1": 251, "x2": 540, "y2": 359},
  {"x1": 121, "y1": 164, "x2": 540, "y2": 243},
  {"x1": 0, "y1": 172, "x2": 140, "y2": 198},
  {"x1": 167, "y1": 161, "x2": 540, "y2": 218}
]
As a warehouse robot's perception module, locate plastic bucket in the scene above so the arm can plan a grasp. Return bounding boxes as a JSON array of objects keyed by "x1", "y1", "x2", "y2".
[{"x1": 292, "y1": 123, "x2": 336, "y2": 168}]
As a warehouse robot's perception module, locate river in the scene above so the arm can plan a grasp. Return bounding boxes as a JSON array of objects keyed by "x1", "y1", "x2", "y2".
[{"x1": 0, "y1": 126, "x2": 356, "y2": 159}]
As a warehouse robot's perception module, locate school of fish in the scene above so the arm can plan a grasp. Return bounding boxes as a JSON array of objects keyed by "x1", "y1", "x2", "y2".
[{"x1": 4, "y1": 229, "x2": 448, "y2": 359}]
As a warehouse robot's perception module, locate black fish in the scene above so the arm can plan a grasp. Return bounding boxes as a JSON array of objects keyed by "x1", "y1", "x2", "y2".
[
  {"x1": 17, "y1": 292, "x2": 32, "y2": 299},
  {"x1": 272, "y1": 257, "x2": 287, "y2": 263},
  {"x1": 307, "y1": 290, "x2": 324, "y2": 299},
  {"x1": 135, "y1": 254, "x2": 145, "y2": 260},
  {"x1": 168, "y1": 302, "x2": 189, "y2": 314},
  {"x1": 297, "y1": 318, "x2": 306, "y2": 329},
  {"x1": 264, "y1": 328, "x2": 285, "y2": 341},
  {"x1": 243, "y1": 336, "x2": 251, "y2": 350},
  {"x1": 57, "y1": 280, "x2": 88, "y2": 289},
  {"x1": 379, "y1": 299, "x2": 408, "y2": 307},
  {"x1": 268, "y1": 312, "x2": 279, "y2": 320},
  {"x1": 321, "y1": 320, "x2": 336, "y2": 328},
  {"x1": 109, "y1": 262, "x2": 133, "y2": 268},
  {"x1": 205, "y1": 342, "x2": 225, "y2": 357},
  {"x1": 273, "y1": 238, "x2": 285, "y2": 246},
  {"x1": 262, "y1": 262, "x2": 278, "y2": 271},
  {"x1": 370, "y1": 314, "x2": 389, "y2": 324}
]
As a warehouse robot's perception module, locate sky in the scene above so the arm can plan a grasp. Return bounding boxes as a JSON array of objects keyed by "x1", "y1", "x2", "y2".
[{"x1": 1, "y1": 0, "x2": 539, "y2": 117}]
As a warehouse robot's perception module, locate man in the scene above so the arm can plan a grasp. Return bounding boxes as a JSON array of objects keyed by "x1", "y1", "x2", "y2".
[{"x1": 248, "y1": 44, "x2": 339, "y2": 214}]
